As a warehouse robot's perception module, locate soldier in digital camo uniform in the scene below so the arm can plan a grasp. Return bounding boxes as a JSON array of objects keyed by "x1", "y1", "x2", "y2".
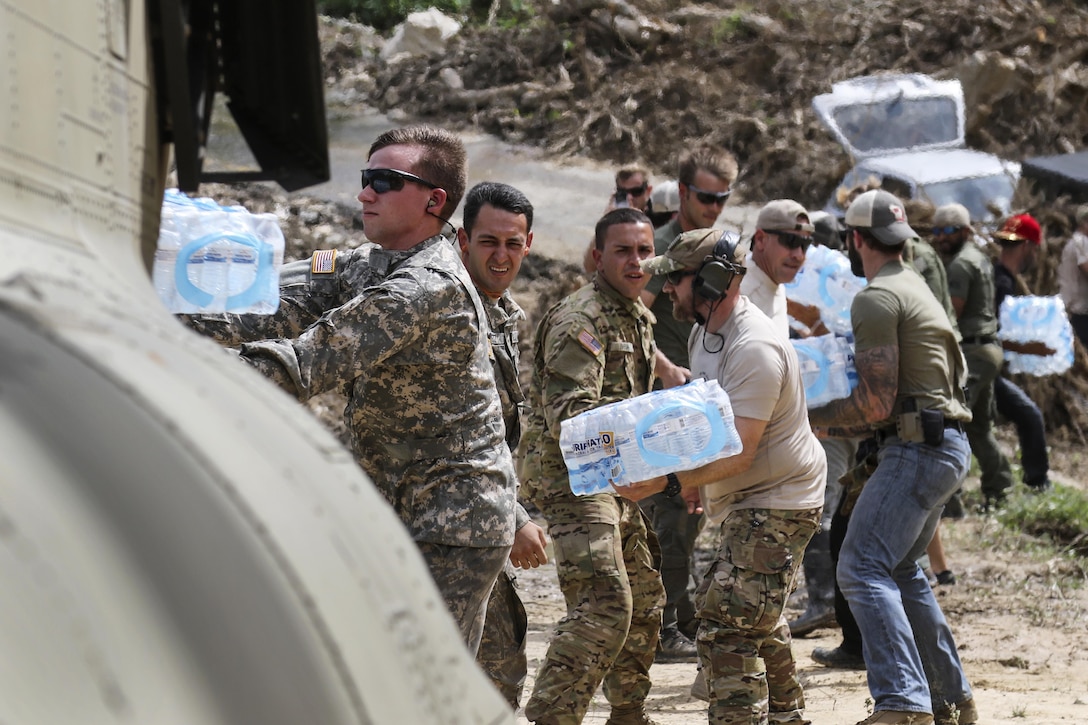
[
  {"x1": 455, "y1": 181, "x2": 549, "y2": 709},
  {"x1": 190, "y1": 126, "x2": 516, "y2": 656},
  {"x1": 520, "y1": 207, "x2": 665, "y2": 725}
]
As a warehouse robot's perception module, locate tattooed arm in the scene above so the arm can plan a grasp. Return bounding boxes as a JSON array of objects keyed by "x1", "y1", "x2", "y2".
[{"x1": 808, "y1": 343, "x2": 899, "y2": 430}]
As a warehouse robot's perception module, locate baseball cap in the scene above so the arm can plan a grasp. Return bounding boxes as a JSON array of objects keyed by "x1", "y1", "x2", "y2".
[
  {"x1": 993, "y1": 214, "x2": 1042, "y2": 246},
  {"x1": 808, "y1": 211, "x2": 845, "y2": 250},
  {"x1": 1076, "y1": 204, "x2": 1088, "y2": 225},
  {"x1": 650, "y1": 180, "x2": 681, "y2": 214},
  {"x1": 641, "y1": 228, "x2": 734, "y2": 275},
  {"x1": 756, "y1": 199, "x2": 814, "y2": 233},
  {"x1": 844, "y1": 189, "x2": 918, "y2": 246},
  {"x1": 933, "y1": 203, "x2": 972, "y2": 230}
]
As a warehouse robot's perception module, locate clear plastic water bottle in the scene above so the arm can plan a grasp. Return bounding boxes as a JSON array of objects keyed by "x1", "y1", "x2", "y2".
[
  {"x1": 785, "y1": 245, "x2": 865, "y2": 336},
  {"x1": 999, "y1": 296, "x2": 1075, "y2": 376},
  {"x1": 154, "y1": 189, "x2": 284, "y2": 315},
  {"x1": 792, "y1": 335, "x2": 856, "y2": 408}
]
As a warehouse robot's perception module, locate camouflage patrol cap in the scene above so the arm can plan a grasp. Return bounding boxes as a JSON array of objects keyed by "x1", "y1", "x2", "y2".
[{"x1": 642, "y1": 228, "x2": 732, "y2": 274}]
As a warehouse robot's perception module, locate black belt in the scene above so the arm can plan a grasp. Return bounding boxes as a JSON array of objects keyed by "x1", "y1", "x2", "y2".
[
  {"x1": 876, "y1": 419, "x2": 965, "y2": 440},
  {"x1": 961, "y1": 335, "x2": 997, "y2": 345}
]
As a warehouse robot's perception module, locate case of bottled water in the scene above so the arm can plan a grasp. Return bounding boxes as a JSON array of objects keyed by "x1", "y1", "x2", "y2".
[
  {"x1": 559, "y1": 378, "x2": 744, "y2": 496},
  {"x1": 784, "y1": 245, "x2": 866, "y2": 336},
  {"x1": 791, "y1": 334, "x2": 857, "y2": 408},
  {"x1": 998, "y1": 295, "x2": 1075, "y2": 376},
  {"x1": 153, "y1": 189, "x2": 285, "y2": 314}
]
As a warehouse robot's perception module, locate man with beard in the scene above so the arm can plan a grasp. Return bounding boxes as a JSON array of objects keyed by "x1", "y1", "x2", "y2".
[
  {"x1": 639, "y1": 144, "x2": 739, "y2": 664},
  {"x1": 809, "y1": 190, "x2": 976, "y2": 725},
  {"x1": 618, "y1": 228, "x2": 826, "y2": 725},
  {"x1": 521, "y1": 207, "x2": 665, "y2": 725},
  {"x1": 992, "y1": 214, "x2": 1052, "y2": 492},
  {"x1": 932, "y1": 203, "x2": 1013, "y2": 507}
]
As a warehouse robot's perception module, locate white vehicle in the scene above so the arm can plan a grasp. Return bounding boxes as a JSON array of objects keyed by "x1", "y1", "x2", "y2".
[
  {"x1": 0, "y1": 2, "x2": 511, "y2": 724},
  {"x1": 814, "y1": 73, "x2": 1020, "y2": 226}
]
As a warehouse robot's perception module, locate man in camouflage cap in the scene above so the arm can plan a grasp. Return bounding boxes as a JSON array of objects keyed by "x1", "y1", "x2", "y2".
[
  {"x1": 188, "y1": 126, "x2": 517, "y2": 657},
  {"x1": 617, "y1": 228, "x2": 826, "y2": 725},
  {"x1": 521, "y1": 207, "x2": 665, "y2": 725}
]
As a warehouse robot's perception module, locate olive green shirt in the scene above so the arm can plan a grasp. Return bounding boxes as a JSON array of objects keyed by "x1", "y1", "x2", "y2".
[
  {"x1": 945, "y1": 241, "x2": 999, "y2": 340},
  {"x1": 645, "y1": 218, "x2": 693, "y2": 368},
  {"x1": 905, "y1": 237, "x2": 960, "y2": 337},
  {"x1": 850, "y1": 259, "x2": 971, "y2": 424}
]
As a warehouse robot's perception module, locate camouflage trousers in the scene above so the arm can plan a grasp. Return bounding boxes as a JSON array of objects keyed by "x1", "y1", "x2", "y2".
[
  {"x1": 477, "y1": 563, "x2": 529, "y2": 709},
  {"x1": 416, "y1": 541, "x2": 511, "y2": 656},
  {"x1": 525, "y1": 495, "x2": 665, "y2": 724},
  {"x1": 695, "y1": 507, "x2": 821, "y2": 725}
]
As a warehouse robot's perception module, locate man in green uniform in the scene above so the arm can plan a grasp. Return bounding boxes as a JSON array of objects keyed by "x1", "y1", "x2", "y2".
[
  {"x1": 639, "y1": 144, "x2": 739, "y2": 662},
  {"x1": 521, "y1": 207, "x2": 665, "y2": 725},
  {"x1": 456, "y1": 181, "x2": 550, "y2": 709},
  {"x1": 933, "y1": 203, "x2": 1013, "y2": 506}
]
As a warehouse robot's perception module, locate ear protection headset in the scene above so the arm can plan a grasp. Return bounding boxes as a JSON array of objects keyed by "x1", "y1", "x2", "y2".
[{"x1": 692, "y1": 230, "x2": 746, "y2": 302}]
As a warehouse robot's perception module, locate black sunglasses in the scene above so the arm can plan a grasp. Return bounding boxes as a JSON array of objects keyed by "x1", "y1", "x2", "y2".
[
  {"x1": 687, "y1": 184, "x2": 732, "y2": 206},
  {"x1": 361, "y1": 168, "x2": 438, "y2": 194},
  {"x1": 617, "y1": 182, "x2": 648, "y2": 197},
  {"x1": 770, "y1": 230, "x2": 813, "y2": 251},
  {"x1": 665, "y1": 269, "x2": 697, "y2": 286},
  {"x1": 932, "y1": 225, "x2": 962, "y2": 236}
]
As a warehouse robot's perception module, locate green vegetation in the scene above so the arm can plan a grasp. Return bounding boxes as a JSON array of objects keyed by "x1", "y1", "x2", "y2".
[
  {"x1": 317, "y1": 0, "x2": 532, "y2": 32},
  {"x1": 997, "y1": 483, "x2": 1088, "y2": 558}
]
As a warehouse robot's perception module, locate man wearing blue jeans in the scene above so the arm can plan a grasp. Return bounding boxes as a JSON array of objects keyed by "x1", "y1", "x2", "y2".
[{"x1": 809, "y1": 190, "x2": 977, "y2": 725}]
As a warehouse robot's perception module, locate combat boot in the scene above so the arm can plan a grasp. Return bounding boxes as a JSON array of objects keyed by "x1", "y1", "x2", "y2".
[
  {"x1": 855, "y1": 711, "x2": 934, "y2": 725},
  {"x1": 655, "y1": 626, "x2": 697, "y2": 663},
  {"x1": 811, "y1": 645, "x2": 866, "y2": 670},
  {"x1": 934, "y1": 697, "x2": 979, "y2": 725},
  {"x1": 604, "y1": 703, "x2": 661, "y2": 725}
]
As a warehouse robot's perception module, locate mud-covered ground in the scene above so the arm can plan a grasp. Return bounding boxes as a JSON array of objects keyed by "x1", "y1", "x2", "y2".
[{"x1": 202, "y1": 5, "x2": 1088, "y2": 721}]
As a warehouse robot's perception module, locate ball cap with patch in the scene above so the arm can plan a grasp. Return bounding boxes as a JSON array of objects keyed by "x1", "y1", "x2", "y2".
[
  {"x1": 933, "y1": 203, "x2": 972, "y2": 231},
  {"x1": 993, "y1": 213, "x2": 1042, "y2": 246},
  {"x1": 756, "y1": 199, "x2": 815, "y2": 233},
  {"x1": 641, "y1": 228, "x2": 729, "y2": 275},
  {"x1": 845, "y1": 189, "x2": 918, "y2": 246}
]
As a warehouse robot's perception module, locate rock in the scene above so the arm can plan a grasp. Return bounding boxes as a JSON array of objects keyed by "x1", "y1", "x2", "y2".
[{"x1": 380, "y1": 9, "x2": 462, "y2": 62}]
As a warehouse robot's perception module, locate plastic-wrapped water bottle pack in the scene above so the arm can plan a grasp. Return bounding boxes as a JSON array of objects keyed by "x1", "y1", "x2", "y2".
[
  {"x1": 791, "y1": 334, "x2": 858, "y2": 408},
  {"x1": 559, "y1": 378, "x2": 744, "y2": 496},
  {"x1": 153, "y1": 189, "x2": 285, "y2": 314},
  {"x1": 784, "y1": 245, "x2": 866, "y2": 336},
  {"x1": 998, "y1": 295, "x2": 1075, "y2": 376}
]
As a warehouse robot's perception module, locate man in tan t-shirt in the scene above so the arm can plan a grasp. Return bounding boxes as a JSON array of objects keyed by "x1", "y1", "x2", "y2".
[{"x1": 617, "y1": 228, "x2": 826, "y2": 725}]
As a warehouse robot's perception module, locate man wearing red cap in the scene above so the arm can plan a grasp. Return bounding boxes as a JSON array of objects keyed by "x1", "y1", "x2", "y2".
[
  {"x1": 992, "y1": 213, "x2": 1051, "y2": 492},
  {"x1": 1058, "y1": 204, "x2": 1088, "y2": 349}
]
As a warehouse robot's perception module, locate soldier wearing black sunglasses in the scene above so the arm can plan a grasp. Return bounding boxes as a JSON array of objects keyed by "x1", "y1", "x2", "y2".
[{"x1": 211, "y1": 125, "x2": 518, "y2": 659}]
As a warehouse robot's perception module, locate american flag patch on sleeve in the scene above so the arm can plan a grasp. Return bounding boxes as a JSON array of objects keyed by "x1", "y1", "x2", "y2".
[
  {"x1": 311, "y1": 248, "x2": 336, "y2": 274},
  {"x1": 577, "y1": 327, "x2": 603, "y2": 356}
]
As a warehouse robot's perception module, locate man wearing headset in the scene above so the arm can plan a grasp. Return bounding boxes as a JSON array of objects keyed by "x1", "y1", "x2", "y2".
[{"x1": 617, "y1": 228, "x2": 826, "y2": 725}]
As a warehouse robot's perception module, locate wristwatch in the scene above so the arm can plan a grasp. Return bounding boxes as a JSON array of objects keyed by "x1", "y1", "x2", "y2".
[{"x1": 664, "y1": 472, "x2": 681, "y2": 498}]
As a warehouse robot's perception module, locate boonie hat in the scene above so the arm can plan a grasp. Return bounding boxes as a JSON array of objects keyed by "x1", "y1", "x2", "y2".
[
  {"x1": 650, "y1": 180, "x2": 681, "y2": 215},
  {"x1": 845, "y1": 189, "x2": 918, "y2": 246},
  {"x1": 642, "y1": 228, "x2": 731, "y2": 275},
  {"x1": 933, "y1": 203, "x2": 972, "y2": 230},
  {"x1": 993, "y1": 214, "x2": 1041, "y2": 246},
  {"x1": 756, "y1": 199, "x2": 814, "y2": 233}
]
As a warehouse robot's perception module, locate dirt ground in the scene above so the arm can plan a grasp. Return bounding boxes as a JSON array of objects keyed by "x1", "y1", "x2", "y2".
[
  {"x1": 513, "y1": 464, "x2": 1088, "y2": 725},
  {"x1": 205, "y1": 5, "x2": 1088, "y2": 722}
]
